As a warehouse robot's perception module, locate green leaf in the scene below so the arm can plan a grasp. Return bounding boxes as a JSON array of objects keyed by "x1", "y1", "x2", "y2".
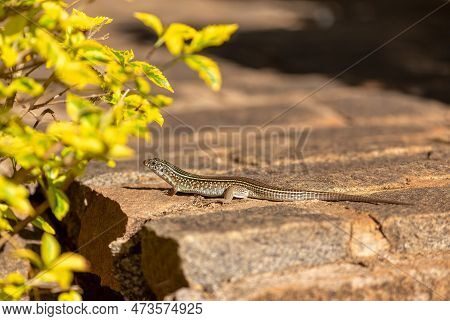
[
  {"x1": 0, "y1": 44, "x2": 18, "y2": 67},
  {"x1": 39, "y1": 1, "x2": 68, "y2": 29},
  {"x1": 108, "y1": 145, "x2": 134, "y2": 159},
  {"x1": 183, "y1": 55, "x2": 221, "y2": 91},
  {"x1": 47, "y1": 122, "x2": 105, "y2": 155},
  {"x1": 47, "y1": 186, "x2": 69, "y2": 220},
  {"x1": 5, "y1": 272, "x2": 25, "y2": 285},
  {"x1": 0, "y1": 176, "x2": 34, "y2": 216},
  {"x1": 9, "y1": 77, "x2": 44, "y2": 97},
  {"x1": 15, "y1": 249, "x2": 44, "y2": 269},
  {"x1": 31, "y1": 216, "x2": 55, "y2": 235},
  {"x1": 52, "y1": 253, "x2": 90, "y2": 272},
  {"x1": 162, "y1": 23, "x2": 196, "y2": 56},
  {"x1": 0, "y1": 217, "x2": 13, "y2": 231},
  {"x1": 41, "y1": 233, "x2": 61, "y2": 267},
  {"x1": 149, "y1": 94, "x2": 173, "y2": 107},
  {"x1": 134, "y1": 12, "x2": 163, "y2": 37},
  {"x1": 33, "y1": 29, "x2": 67, "y2": 68},
  {"x1": 34, "y1": 270, "x2": 73, "y2": 290},
  {"x1": 76, "y1": 40, "x2": 112, "y2": 64},
  {"x1": 4, "y1": 15, "x2": 27, "y2": 36},
  {"x1": 135, "y1": 77, "x2": 151, "y2": 95},
  {"x1": 109, "y1": 48, "x2": 134, "y2": 66},
  {"x1": 134, "y1": 62, "x2": 173, "y2": 92},
  {"x1": 55, "y1": 61, "x2": 100, "y2": 89},
  {"x1": 66, "y1": 93, "x2": 101, "y2": 122},
  {"x1": 66, "y1": 9, "x2": 112, "y2": 31},
  {"x1": 58, "y1": 291, "x2": 82, "y2": 301},
  {"x1": 186, "y1": 24, "x2": 238, "y2": 53}
]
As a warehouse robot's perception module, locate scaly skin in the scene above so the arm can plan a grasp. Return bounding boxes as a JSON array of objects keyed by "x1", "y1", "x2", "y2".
[{"x1": 144, "y1": 158, "x2": 410, "y2": 205}]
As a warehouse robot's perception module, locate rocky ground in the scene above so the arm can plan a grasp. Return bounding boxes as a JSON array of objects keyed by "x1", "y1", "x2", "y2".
[{"x1": 2, "y1": 0, "x2": 449, "y2": 300}]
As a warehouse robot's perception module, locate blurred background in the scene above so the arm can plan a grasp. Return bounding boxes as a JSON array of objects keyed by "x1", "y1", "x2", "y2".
[{"x1": 83, "y1": 0, "x2": 450, "y2": 104}]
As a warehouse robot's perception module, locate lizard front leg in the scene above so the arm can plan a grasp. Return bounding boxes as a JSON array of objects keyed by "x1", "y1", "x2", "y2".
[{"x1": 167, "y1": 187, "x2": 178, "y2": 196}]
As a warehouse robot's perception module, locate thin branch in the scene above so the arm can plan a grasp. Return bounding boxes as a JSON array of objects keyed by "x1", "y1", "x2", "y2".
[
  {"x1": 0, "y1": 61, "x2": 44, "y2": 78},
  {"x1": 41, "y1": 93, "x2": 105, "y2": 107},
  {"x1": 30, "y1": 86, "x2": 71, "y2": 110},
  {"x1": 24, "y1": 62, "x2": 44, "y2": 77},
  {"x1": 67, "y1": 0, "x2": 82, "y2": 9},
  {"x1": 33, "y1": 108, "x2": 57, "y2": 128},
  {"x1": 145, "y1": 46, "x2": 157, "y2": 60},
  {"x1": 27, "y1": 72, "x2": 56, "y2": 111},
  {"x1": 0, "y1": 200, "x2": 49, "y2": 249}
]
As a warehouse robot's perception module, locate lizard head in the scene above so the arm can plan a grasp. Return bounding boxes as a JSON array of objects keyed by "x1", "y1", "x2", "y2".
[
  {"x1": 143, "y1": 158, "x2": 175, "y2": 183},
  {"x1": 143, "y1": 158, "x2": 166, "y2": 174}
]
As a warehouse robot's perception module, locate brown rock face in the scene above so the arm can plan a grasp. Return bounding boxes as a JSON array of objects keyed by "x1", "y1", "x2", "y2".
[{"x1": 141, "y1": 207, "x2": 351, "y2": 298}]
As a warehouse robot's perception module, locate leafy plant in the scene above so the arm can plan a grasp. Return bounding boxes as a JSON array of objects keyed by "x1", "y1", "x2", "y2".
[
  {"x1": 0, "y1": 0, "x2": 237, "y2": 300},
  {"x1": 1, "y1": 233, "x2": 88, "y2": 300}
]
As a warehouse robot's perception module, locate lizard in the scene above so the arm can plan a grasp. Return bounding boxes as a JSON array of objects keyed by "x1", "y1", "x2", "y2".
[{"x1": 143, "y1": 158, "x2": 410, "y2": 205}]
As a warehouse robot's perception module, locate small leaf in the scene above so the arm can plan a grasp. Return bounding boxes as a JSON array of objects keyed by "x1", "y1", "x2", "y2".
[
  {"x1": 4, "y1": 15, "x2": 27, "y2": 36},
  {"x1": 186, "y1": 24, "x2": 238, "y2": 54},
  {"x1": 108, "y1": 145, "x2": 134, "y2": 159},
  {"x1": 31, "y1": 216, "x2": 55, "y2": 234},
  {"x1": 15, "y1": 249, "x2": 44, "y2": 268},
  {"x1": 52, "y1": 253, "x2": 90, "y2": 272},
  {"x1": 109, "y1": 48, "x2": 134, "y2": 65},
  {"x1": 2, "y1": 284, "x2": 26, "y2": 300},
  {"x1": 183, "y1": 55, "x2": 221, "y2": 91},
  {"x1": 41, "y1": 233, "x2": 61, "y2": 267},
  {"x1": 0, "y1": 44, "x2": 18, "y2": 67},
  {"x1": 134, "y1": 12, "x2": 163, "y2": 37},
  {"x1": 79, "y1": 48, "x2": 111, "y2": 64},
  {"x1": 47, "y1": 186, "x2": 69, "y2": 220},
  {"x1": 135, "y1": 77, "x2": 151, "y2": 95},
  {"x1": 66, "y1": 9, "x2": 112, "y2": 31},
  {"x1": 39, "y1": 1, "x2": 68, "y2": 29},
  {"x1": 76, "y1": 40, "x2": 112, "y2": 64},
  {"x1": 107, "y1": 160, "x2": 116, "y2": 168},
  {"x1": 6, "y1": 272, "x2": 25, "y2": 284},
  {"x1": 0, "y1": 217, "x2": 13, "y2": 231},
  {"x1": 66, "y1": 93, "x2": 101, "y2": 122},
  {"x1": 0, "y1": 176, "x2": 34, "y2": 216},
  {"x1": 149, "y1": 94, "x2": 173, "y2": 108},
  {"x1": 55, "y1": 61, "x2": 100, "y2": 89},
  {"x1": 34, "y1": 270, "x2": 73, "y2": 290},
  {"x1": 9, "y1": 77, "x2": 44, "y2": 97},
  {"x1": 134, "y1": 62, "x2": 173, "y2": 92},
  {"x1": 59, "y1": 291, "x2": 82, "y2": 301},
  {"x1": 33, "y1": 29, "x2": 67, "y2": 68},
  {"x1": 162, "y1": 23, "x2": 196, "y2": 56}
]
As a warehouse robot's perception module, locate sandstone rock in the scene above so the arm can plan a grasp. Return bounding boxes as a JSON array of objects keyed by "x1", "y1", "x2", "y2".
[
  {"x1": 141, "y1": 206, "x2": 352, "y2": 299},
  {"x1": 209, "y1": 253, "x2": 450, "y2": 300}
]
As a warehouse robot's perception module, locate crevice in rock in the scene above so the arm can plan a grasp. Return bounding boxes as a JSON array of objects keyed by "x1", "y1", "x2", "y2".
[
  {"x1": 76, "y1": 273, "x2": 124, "y2": 301},
  {"x1": 113, "y1": 233, "x2": 156, "y2": 300},
  {"x1": 141, "y1": 230, "x2": 189, "y2": 300},
  {"x1": 367, "y1": 212, "x2": 392, "y2": 250}
]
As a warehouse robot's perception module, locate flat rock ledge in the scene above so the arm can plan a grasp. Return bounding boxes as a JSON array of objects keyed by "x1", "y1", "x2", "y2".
[{"x1": 64, "y1": 168, "x2": 449, "y2": 300}]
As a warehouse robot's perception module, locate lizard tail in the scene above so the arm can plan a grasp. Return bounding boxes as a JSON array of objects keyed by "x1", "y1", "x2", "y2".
[{"x1": 307, "y1": 191, "x2": 411, "y2": 205}]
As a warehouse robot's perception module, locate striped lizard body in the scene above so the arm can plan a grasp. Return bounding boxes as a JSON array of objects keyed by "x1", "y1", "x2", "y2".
[{"x1": 143, "y1": 158, "x2": 410, "y2": 205}]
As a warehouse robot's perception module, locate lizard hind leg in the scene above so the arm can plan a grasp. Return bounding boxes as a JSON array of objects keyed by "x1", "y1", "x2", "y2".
[{"x1": 203, "y1": 185, "x2": 249, "y2": 205}]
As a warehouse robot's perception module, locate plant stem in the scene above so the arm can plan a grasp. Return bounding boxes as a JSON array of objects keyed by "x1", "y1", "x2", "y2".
[
  {"x1": 161, "y1": 56, "x2": 183, "y2": 71},
  {"x1": 0, "y1": 201, "x2": 49, "y2": 249},
  {"x1": 30, "y1": 87, "x2": 71, "y2": 110}
]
